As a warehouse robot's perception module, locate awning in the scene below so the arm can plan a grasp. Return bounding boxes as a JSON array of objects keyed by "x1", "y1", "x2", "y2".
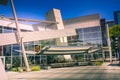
[{"x1": 42, "y1": 46, "x2": 92, "y2": 55}]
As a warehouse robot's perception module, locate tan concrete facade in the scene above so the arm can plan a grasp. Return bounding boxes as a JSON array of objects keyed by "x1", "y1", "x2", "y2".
[
  {"x1": 0, "y1": 8, "x2": 102, "y2": 50},
  {"x1": 0, "y1": 9, "x2": 101, "y2": 46},
  {"x1": 46, "y1": 9, "x2": 68, "y2": 46},
  {"x1": 0, "y1": 28, "x2": 76, "y2": 46},
  {"x1": 63, "y1": 14, "x2": 100, "y2": 29}
]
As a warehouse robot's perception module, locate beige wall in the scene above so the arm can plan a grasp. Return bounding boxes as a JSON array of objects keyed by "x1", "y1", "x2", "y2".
[
  {"x1": 63, "y1": 14, "x2": 100, "y2": 29},
  {"x1": 0, "y1": 20, "x2": 34, "y2": 31},
  {"x1": 0, "y1": 28, "x2": 76, "y2": 46},
  {"x1": 65, "y1": 20, "x2": 100, "y2": 29},
  {"x1": 64, "y1": 19, "x2": 100, "y2": 29}
]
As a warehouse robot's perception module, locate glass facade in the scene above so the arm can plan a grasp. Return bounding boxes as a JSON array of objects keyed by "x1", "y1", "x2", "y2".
[
  {"x1": 0, "y1": 26, "x2": 35, "y2": 56},
  {"x1": 12, "y1": 44, "x2": 20, "y2": 56},
  {"x1": 76, "y1": 26, "x2": 102, "y2": 47},
  {"x1": 0, "y1": 24, "x2": 103, "y2": 56},
  {"x1": 0, "y1": 46, "x2": 2, "y2": 56},
  {"x1": 118, "y1": 13, "x2": 120, "y2": 24},
  {"x1": 3, "y1": 45, "x2": 11, "y2": 56},
  {"x1": 114, "y1": 11, "x2": 120, "y2": 24},
  {"x1": 100, "y1": 19, "x2": 107, "y2": 46},
  {"x1": 3, "y1": 27, "x2": 13, "y2": 33},
  {"x1": 24, "y1": 42, "x2": 34, "y2": 51},
  {"x1": 0, "y1": 26, "x2": 2, "y2": 33}
]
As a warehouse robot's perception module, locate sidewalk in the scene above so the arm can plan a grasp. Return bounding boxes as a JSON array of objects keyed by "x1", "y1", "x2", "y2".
[
  {"x1": 7, "y1": 62, "x2": 120, "y2": 80},
  {"x1": 102, "y1": 61, "x2": 120, "y2": 69}
]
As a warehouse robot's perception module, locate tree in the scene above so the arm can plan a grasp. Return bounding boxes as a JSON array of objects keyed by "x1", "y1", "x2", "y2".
[
  {"x1": 109, "y1": 25, "x2": 120, "y2": 52},
  {"x1": 109, "y1": 24, "x2": 120, "y2": 39},
  {"x1": 0, "y1": 0, "x2": 8, "y2": 5}
]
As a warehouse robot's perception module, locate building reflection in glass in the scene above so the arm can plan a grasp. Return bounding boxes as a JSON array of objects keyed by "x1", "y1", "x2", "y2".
[{"x1": 76, "y1": 26, "x2": 102, "y2": 47}]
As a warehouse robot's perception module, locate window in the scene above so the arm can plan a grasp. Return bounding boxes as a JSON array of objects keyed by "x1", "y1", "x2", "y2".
[
  {"x1": 3, "y1": 45, "x2": 11, "y2": 56},
  {"x1": 12, "y1": 44, "x2": 20, "y2": 55},
  {"x1": 76, "y1": 26, "x2": 102, "y2": 46},
  {"x1": 3, "y1": 27, "x2": 12, "y2": 33},
  {"x1": 0, "y1": 26, "x2": 3, "y2": 33}
]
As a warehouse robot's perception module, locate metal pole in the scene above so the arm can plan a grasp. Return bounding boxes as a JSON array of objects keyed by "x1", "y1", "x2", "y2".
[
  {"x1": 40, "y1": 55, "x2": 41, "y2": 64},
  {"x1": 11, "y1": 45, "x2": 13, "y2": 69},
  {"x1": 84, "y1": 53, "x2": 86, "y2": 62},
  {"x1": 115, "y1": 52, "x2": 117, "y2": 63},
  {"x1": 10, "y1": 0, "x2": 30, "y2": 71},
  {"x1": 102, "y1": 51, "x2": 105, "y2": 62},
  {"x1": 20, "y1": 37, "x2": 23, "y2": 72},
  {"x1": 106, "y1": 24, "x2": 112, "y2": 63}
]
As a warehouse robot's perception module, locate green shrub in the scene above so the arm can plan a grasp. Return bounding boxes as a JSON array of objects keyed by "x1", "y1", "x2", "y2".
[
  {"x1": 78, "y1": 58, "x2": 84, "y2": 62},
  {"x1": 17, "y1": 67, "x2": 26, "y2": 72},
  {"x1": 12, "y1": 66, "x2": 40, "y2": 72},
  {"x1": 12, "y1": 68, "x2": 18, "y2": 72},
  {"x1": 92, "y1": 61, "x2": 103, "y2": 66},
  {"x1": 22, "y1": 67, "x2": 27, "y2": 71},
  {"x1": 30, "y1": 66, "x2": 40, "y2": 71}
]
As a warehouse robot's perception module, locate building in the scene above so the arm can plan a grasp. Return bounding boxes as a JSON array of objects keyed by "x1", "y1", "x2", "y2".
[
  {"x1": 63, "y1": 14, "x2": 103, "y2": 47},
  {"x1": 100, "y1": 19, "x2": 107, "y2": 46},
  {"x1": 114, "y1": 10, "x2": 120, "y2": 24},
  {"x1": 106, "y1": 20, "x2": 115, "y2": 27},
  {"x1": 0, "y1": 8, "x2": 108, "y2": 68}
]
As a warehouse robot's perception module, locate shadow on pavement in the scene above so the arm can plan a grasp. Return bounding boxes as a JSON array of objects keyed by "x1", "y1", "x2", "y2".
[{"x1": 108, "y1": 63, "x2": 120, "y2": 66}]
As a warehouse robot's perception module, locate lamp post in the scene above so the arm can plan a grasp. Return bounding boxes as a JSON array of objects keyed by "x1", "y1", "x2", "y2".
[
  {"x1": 20, "y1": 37, "x2": 23, "y2": 72},
  {"x1": 106, "y1": 24, "x2": 112, "y2": 63}
]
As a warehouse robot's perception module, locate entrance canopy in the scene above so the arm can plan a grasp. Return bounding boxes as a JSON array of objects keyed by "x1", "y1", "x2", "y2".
[{"x1": 41, "y1": 46, "x2": 93, "y2": 55}]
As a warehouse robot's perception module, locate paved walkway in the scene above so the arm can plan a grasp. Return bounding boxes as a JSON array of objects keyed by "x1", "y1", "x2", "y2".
[{"x1": 7, "y1": 62, "x2": 120, "y2": 80}]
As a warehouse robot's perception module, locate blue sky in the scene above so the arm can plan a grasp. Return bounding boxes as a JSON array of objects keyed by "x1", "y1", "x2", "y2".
[{"x1": 0, "y1": 0, "x2": 120, "y2": 20}]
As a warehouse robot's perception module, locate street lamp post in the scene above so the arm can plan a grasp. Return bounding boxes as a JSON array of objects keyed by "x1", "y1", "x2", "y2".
[
  {"x1": 20, "y1": 37, "x2": 23, "y2": 72},
  {"x1": 106, "y1": 24, "x2": 112, "y2": 63}
]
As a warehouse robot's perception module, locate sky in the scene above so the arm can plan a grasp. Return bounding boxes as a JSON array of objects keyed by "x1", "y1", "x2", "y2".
[{"x1": 0, "y1": 0, "x2": 120, "y2": 21}]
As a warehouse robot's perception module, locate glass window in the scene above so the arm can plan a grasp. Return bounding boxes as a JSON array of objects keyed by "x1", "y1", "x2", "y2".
[
  {"x1": 13, "y1": 28, "x2": 17, "y2": 33},
  {"x1": 12, "y1": 44, "x2": 20, "y2": 55},
  {"x1": 26, "y1": 42, "x2": 34, "y2": 51},
  {"x1": 0, "y1": 26, "x2": 3, "y2": 33},
  {"x1": 3, "y1": 45, "x2": 11, "y2": 56},
  {"x1": 3, "y1": 27, "x2": 12, "y2": 33},
  {"x1": 0, "y1": 46, "x2": 2, "y2": 56},
  {"x1": 76, "y1": 26, "x2": 102, "y2": 46}
]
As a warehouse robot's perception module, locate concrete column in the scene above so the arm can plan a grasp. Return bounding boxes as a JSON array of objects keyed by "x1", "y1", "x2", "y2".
[
  {"x1": 91, "y1": 54, "x2": 94, "y2": 60},
  {"x1": 0, "y1": 58, "x2": 8, "y2": 80},
  {"x1": 106, "y1": 24, "x2": 112, "y2": 63},
  {"x1": 46, "y1": 8, "x2": 68, "y2": 46}
]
